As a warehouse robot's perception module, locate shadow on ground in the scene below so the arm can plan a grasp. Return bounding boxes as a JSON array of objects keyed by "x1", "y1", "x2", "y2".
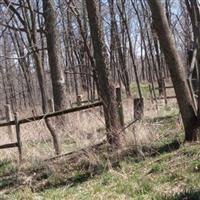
[
  {"x1": 0, "y1": 114, "x2": 183, "y2": 195},
  {"x1": 0, "y1": 139, "x2": 182, "y2": 193},
  {"x1": 152, "y1": 139, "x2": 181, "y2": 155},
  {"x1": 163, "y1": 190, "x2": 200, "y2": 200}
]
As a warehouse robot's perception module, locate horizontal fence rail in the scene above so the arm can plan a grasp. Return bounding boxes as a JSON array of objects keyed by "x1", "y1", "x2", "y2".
[
  {"x1": 155, "y1": 86, "x2": 174, "y2": 90},
  {"x1": 0, "y1": 101, "x2": 103, "y2": 163},
  {"x1": 0, "y1": 87, "x2": 128, "y2": 163},
  {"x1": 0, "y1": 101, "x2": 103, "y2": 127},
  {"x1": 0, "y1": 142, "x2": 18, "y2": 149}
]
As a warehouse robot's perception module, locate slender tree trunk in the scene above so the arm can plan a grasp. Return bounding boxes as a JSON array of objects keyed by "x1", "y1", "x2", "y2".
[
  {"x1": 43, "y1": 0, "x2": 67, "y2": 111},
  {"x1": 117, "y1": 3, "x2": 142, "y2": 100}
]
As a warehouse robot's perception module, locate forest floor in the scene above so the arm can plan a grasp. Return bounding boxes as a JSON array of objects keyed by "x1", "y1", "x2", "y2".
[{"x1": 1, "y1": 86, "x2": 200, "y2": 199}]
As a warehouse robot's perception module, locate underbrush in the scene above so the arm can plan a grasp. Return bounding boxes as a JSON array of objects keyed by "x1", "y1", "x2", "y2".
[
  {"x1": 1, "y1": 99, "x2": 197, "y2": 200},
  {"x1": 2, "y1": 141, "x2": 200, "y2": 200}
]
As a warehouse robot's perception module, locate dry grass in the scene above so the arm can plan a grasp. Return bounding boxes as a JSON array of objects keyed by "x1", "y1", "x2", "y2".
[
  {"x1": 0, "y1": 91, "x2": 186, "y2": 199},
  {"x1": 0, "y1": 106, "x2": 105, "y2": 161},
  {"x1": 0, "y1": 93, "x2": 179, "y2": 164}
]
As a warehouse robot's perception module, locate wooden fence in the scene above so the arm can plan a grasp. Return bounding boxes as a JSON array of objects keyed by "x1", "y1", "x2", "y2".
[
  {"x1": 149, "y1": 84, "x2": 176, "y2": 103},
  {"x1": 0, "y1": 87, "x2": 126, "y2": 162},
  {"x1": 0, "y1": 101, "x2": 103, "y2": 162}
]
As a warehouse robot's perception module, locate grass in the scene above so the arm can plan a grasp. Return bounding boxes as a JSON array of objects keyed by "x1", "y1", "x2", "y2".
[
  {"x1": 4, "y1": 141, "x2": 200, "y2": 200},
  {"x1": 131, "y1": 83, "x2": 150, "y2": 99},
  {"x1": 1, "y1": 92, "x2": 199, "y2": 200},
  {"x1": 130, "y1": 81, "x2": 175, "y2": 100},
  {"x1": 0, "y1": 160, "x2": 17, "y2": 177}
]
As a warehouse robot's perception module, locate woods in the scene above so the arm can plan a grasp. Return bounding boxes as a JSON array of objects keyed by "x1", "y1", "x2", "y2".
[
  {"x1": 1, "y1": 0, "x2": 200, "y2": 199},
  {"x1": 148, "y1": 0, "x2": 200, "y2": 141}
]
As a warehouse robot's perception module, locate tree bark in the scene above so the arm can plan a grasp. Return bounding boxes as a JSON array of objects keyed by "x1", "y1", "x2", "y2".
[
  {"x1": 85, "y1": 0, "x2": 122, "y2": 147},
  {"x1": 43, "y1": 0, "x2": 67, "y2": 111},
  {"x1": 148, "y1": 0, "x2": 200, "y2": 141}
]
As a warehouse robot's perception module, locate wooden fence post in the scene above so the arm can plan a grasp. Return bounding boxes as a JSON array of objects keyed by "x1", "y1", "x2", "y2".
[
  {"x1": 99, "y1": 105, "x2": 104, "y2": 116},
  {"x1": 14, "y1": 112, "x2": 22, "y2": 162},
  {"x1": 48, "y1": 99, "x2": 55, "y2": 112},
  {"x1": 46, "y1": 98, "x2": 61, "y2": 155},
  {"x1": 148, "y1": 84, "x2": 153, "y2": 103},
  {"x1": 0, "y1": 109, "x2": 3, "y2": 118},
  {"x1": 5, "y1": 104, "x2": 14, "y2": 141},
  {"x1": 69, "y1": 100, "x2": 73, "y2": 108},
  {"x1": 116, "y1": 87, "x2": 124, "y2": 126},
  {"x1": 77, "y1": 95, "x2": 82, "y2": 106},
  {"x1": 163, "y1": 84, "x2": 168, "y2": 106},
  {"x1": 134, "y1": 98, "x2": 144, "y2": 120}
]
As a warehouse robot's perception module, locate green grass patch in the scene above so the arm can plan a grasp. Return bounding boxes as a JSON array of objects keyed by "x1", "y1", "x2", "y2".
[
  {"x1": 5, "y1": 143, "x2": 200, "y2": 199},
  {"x1": 0, "y1": 160, "x2": 17, "y2": 177},
  {"x1": 3, "y1": 103, "x2": 200, "y2": 199},
  {"x1": 131, "y1": 83, "x2": 150, "y2": 99}
]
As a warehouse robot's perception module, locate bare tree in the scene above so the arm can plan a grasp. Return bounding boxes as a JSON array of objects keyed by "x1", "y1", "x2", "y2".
[
  {"x1": 42, "y1": 0, "x2": 67, "y2": 111},
  {"x1": 148, "y1": 0, "x2": 200, "y2": 141},
  {"x1": 85, "y1": 0, "x2": 122, "y2": 147}
]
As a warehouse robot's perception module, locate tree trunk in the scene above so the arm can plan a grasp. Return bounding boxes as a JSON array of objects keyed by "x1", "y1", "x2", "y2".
[
  {"x1": 148, "y1": 0, "x2": 200, "y2": 141},
  {"x1": 43, "y1": 0, "x2": 67, "y2": 111},
  {"x1": 85, "y1": 0, "x2": 122, "y2": 147}
]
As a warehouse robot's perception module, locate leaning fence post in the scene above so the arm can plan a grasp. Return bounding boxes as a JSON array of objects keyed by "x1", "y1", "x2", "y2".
[
  {"x1": 5, "y1": 104, "x2": 14, "y2": 141},
  {"x1": 116, "y1": 87, "x2": 124, "y2": 126},
  {"x1": 14, "y1": 112, "x2": 22, "y2": 162}
]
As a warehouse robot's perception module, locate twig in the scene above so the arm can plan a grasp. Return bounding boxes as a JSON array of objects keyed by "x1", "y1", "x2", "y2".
[{"x1": 119, "y1": 119, "x2": 139, "y2": 134}]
